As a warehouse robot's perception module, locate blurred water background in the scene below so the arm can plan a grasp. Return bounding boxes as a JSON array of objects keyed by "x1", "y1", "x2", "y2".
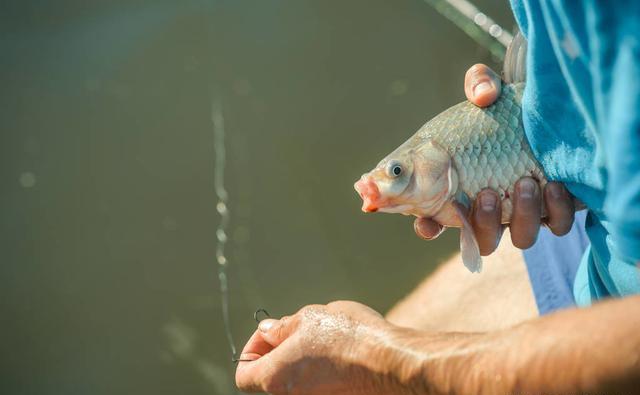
[{"x1": 1, "y1": 1, "x2": 514, "y2": 393}]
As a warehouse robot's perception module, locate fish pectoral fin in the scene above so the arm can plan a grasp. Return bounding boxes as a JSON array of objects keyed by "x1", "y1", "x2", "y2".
[{"x1": 452, "y1": 202, "x2": 483, "y2": 273}]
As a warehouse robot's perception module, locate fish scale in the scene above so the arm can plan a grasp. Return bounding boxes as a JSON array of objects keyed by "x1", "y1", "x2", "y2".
[{"x1": 420, "y1": 83, "x2": 546, "y2": 205}]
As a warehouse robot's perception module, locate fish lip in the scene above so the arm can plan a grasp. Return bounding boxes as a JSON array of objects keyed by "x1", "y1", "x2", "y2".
[
  {"x1": 361, "y1": 202, "x2": 378, "y2": 212},
  {"x1": 354, "y1": 176, "x2": 381, "y2": 213}
]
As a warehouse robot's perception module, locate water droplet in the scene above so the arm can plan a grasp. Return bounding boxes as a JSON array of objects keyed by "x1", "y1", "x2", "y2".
[
  {"x1": 19, "y1": 172, "x2": 36, "y2": 188},
  {"x1": 216, "y1": 202, "x2": 227, "y2": 214},
  {"x1": 489, "y1": 24, "x2": 502, "y2": 37},
  {"x1": 217, "y1": 255, "x2": 227, "y2": 265},
  {"x1": 216, "y1": 229, "x2": 227, "y2": 243},
  {"x1": 474, "y1": 13, "x2": 487, "y2": 26}
]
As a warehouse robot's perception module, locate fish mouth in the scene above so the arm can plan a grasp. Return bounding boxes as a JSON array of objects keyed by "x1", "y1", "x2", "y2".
[{"x1": 354, "y1": 176, "x2": 381, "y2": 212}]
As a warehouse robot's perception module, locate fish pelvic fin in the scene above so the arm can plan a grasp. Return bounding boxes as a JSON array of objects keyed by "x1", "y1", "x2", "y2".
[{"x1": 452, "y1": 201, "x2": 483, "y2": 273}]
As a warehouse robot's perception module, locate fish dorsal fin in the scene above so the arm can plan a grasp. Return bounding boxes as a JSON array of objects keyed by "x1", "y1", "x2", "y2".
[
  {"x1": 503, "y1": 31, "x2": 527, "y2": 84},
  {"x1": 452, "y1": 201, "x2": 482, "y2": 273}
]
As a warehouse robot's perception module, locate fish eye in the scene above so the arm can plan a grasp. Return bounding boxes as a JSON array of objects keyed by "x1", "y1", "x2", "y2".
[{"x1": 387, "y1": 162, "x2": 403, "y2": 177}]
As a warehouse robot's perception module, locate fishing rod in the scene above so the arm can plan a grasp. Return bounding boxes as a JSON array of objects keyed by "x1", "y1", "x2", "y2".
[{"x1": 422, "y1": 0, "x2": 513, "y2": 59}]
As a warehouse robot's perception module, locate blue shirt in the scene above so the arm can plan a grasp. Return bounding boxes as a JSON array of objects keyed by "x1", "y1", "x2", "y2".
[{"x1": 511, "y1": 0, "x2": 640, "y2": 309}]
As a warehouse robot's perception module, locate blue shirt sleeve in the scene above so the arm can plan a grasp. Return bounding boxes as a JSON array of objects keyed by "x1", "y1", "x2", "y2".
[
  {"x1": 511, "y1": 0, "x2": 640, "y2": 305},
  {"x1": 590, "y1": 2, "x2": 640, "y2": 262}
]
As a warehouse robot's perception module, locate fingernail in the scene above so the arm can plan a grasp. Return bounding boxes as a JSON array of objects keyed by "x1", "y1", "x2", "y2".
[
  {"x1": 473, "y1": 81, "x2": 492, "y2": 98},
  {"x1": 518, "y1": 179, "x2": 535, "y2": 199},
  {"x1": 259, "y1": 319, "x2": 274, "y2": 332},
  {"x1": 480, "y1": 193, "x2": 496, "y2": 212}
]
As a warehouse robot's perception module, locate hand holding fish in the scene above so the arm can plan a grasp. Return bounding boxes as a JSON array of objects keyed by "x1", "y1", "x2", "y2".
[
  {"x1": 355, "y1": 64, "x2": 577, "y2": 272},
  {"x1": 415, "y1": 64, "x2": 575, "y2": 254}
]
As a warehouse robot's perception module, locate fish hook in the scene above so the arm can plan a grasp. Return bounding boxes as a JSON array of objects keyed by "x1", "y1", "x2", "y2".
[
  {"x1": 254, "y1": 308, "x2": 271, "y2": 322},
  {"x1": 231, "y1": 308, "x2": 271, "y2": 363}
]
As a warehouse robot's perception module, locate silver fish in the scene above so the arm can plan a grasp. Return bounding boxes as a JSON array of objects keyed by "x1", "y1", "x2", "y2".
[{"x1": 354, "y1": 34, "x2": 546, "y2": 273}]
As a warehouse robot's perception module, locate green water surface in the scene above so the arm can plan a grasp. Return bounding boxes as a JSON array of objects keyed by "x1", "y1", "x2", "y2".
[{"x1": 1, "y1": 1, "x2": 513, "y2": 393}]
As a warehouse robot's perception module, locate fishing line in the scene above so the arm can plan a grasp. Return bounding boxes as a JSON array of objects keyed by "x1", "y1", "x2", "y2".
[
  {"x1": 211, "y1": 96, "x2": 241, "y2": 363},
  {"x1": 212, "y1": 95, "x2": 272, "y2": 364},
  {"x1": 231, "y1": 309, "x2": 272, "y2": 363}
]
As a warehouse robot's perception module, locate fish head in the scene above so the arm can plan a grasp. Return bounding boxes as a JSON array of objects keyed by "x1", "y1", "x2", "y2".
[{"x1": 354, "y1": 140, "x2": 456, "y2": 216}]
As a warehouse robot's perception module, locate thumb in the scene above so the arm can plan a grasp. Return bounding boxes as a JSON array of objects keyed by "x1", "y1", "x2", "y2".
[
  {"x1": 258, "y1": 316, "x2": 297, "y2": 347},
  {"x1": 464, "y1": 63, "x2": 501, "y2": 108},
  {"x1": 414, "y1": 217, "x2": 445, "y2": 240}
]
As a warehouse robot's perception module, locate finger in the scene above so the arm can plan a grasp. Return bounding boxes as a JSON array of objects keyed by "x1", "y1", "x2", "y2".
[
  {"x1": 236, "y1": 341, "x2": 292, "y2": 394},
  {"x1": 259, "y1": 315, "x2": 299, "y2": 347},
  {"x1": 471, "y1": 189, "x2": 503, "y2": 255},
  {"x1": 236, "y1": 320, "x2": 296, "y2": 392},
  {"x1": 235, "y1": 343, "x2": 274, "y2": 393},
  {"x1": 543, "y1": 182, "x2": 575, "y2": 236},
  {"x1": 235, "y1": 363, "x2": 265, "y2": 393},
  {"x1": 237, "y1": 329, "x2": 275, "y2": 363},
  {"x1": 510, "y1": 178, "x2": 542, "y2": 249},
  {"x1": 414, "y1": 217, "x2": 445, "y2": 240},
  {"x1": 464, "y1": 63, "x2": 502, "y2": 107}
]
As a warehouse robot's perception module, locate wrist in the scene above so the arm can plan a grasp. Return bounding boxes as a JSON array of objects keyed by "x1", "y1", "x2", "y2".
[
  {"x1": 349, "y1": 322, "x2": 427, "y2": 394},
  {"x1": 371, "y1": 326, "x2": 511, "y2": 395}
]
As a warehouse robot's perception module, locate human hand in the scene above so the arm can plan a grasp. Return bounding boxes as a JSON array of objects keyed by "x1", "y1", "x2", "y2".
[
  {"x1": 235, "y1": 301, "x2": 409, "y2": 395},
  {"x1": 414, "y1": 64, "x2": 576, "y2": 255}
]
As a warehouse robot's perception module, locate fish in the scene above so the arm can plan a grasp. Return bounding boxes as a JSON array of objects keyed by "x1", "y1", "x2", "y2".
[{"x1": 353, "y1": 33, "x2": 546, "y2": 273}]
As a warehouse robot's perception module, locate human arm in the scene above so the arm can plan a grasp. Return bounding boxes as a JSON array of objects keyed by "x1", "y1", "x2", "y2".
[
  {"x1": 386, "y1": 227, "x2": 537, "y2": 332},
  {"x1": 236, "y1": 297, "x2": 640, "y2": 395}
]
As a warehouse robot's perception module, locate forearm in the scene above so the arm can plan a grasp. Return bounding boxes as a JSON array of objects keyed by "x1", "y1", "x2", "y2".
[
  {"x1": 382, "y1": 295, "x2": 640, "y2": 394},
  {"x1": 386, "y1": 230, "x2": 537, "y2": 332}
]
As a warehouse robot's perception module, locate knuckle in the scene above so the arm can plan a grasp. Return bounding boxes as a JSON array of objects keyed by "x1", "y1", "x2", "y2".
[
  {"x1": 299, "y1": 304, "x2": 321, "y2": 313},
  {"x1": 326, "y1": 300, "x2": 359, "y2": 315},
  {"x1": 274, "y1": 319, "x2": 287, "y2": 336},
  {"x1": 326, "y1": 300, "x2": 346, "y2": 308},
  {"x1": 299, "y1": 304, "x2": 324, "y2": 318},
  {"x1": 275, "y1": 315, "x2": 297, "y2": 336}
]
